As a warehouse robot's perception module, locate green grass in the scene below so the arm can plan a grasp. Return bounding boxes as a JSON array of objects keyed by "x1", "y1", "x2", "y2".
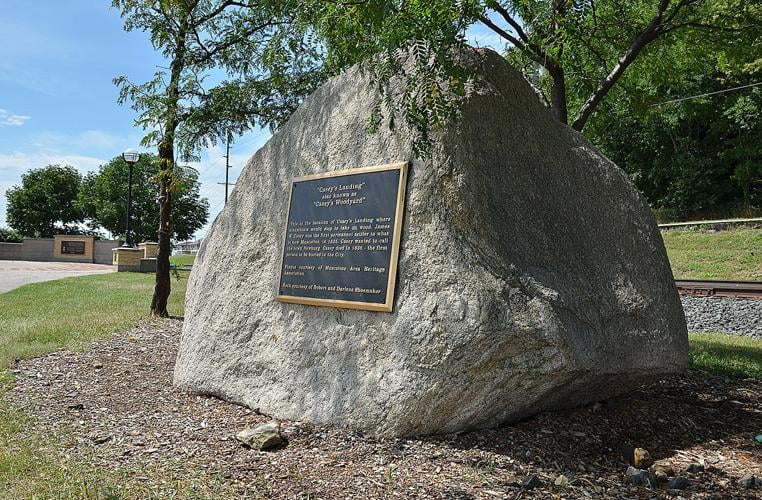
[
  {"x1": 0, "y1": 392, "x2": 236, "y2": 498},
  {"x1": 688, "y1": 332, "x2": 762, "y2": 379},
  {"x1": 662, "y1": 228, "x2": 761, "y2": 280},
  {"x1": 170, "y1": 253, "x2": 196, "y2": 266},
  {"x1": 0, "y1": 272, "x2": 187, "y2": 370},
  {"x1": 0, "y1": 271, "x2": 233, "y2": 498}
]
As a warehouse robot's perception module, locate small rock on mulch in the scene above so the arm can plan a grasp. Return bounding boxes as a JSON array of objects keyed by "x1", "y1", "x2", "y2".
[{"x1": 235, "y1": 421, "x2": 283, "y2": 450}]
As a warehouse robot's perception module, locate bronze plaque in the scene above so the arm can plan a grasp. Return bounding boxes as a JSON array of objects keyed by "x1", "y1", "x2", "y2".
[
  {"x1": 61, "y1": 240, "x2": 85, "y2": 255},
  {"x1": 276, "y1": 162, "x2": 408, "y2": 312}
]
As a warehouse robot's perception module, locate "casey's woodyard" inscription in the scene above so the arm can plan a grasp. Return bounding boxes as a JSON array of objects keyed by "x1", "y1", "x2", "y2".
[{"x1": 276, "y1": 162, "x2": 408, "y2": 312}]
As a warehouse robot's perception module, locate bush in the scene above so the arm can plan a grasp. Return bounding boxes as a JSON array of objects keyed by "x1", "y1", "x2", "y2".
[{"x1": 0, "y1": 227, "x2": 22, "y2": 243}]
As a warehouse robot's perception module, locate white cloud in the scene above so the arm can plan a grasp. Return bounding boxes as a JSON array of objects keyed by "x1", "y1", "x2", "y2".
[
  {"x1": 0, "y1": 151, "x2": 106, "y2": 177},
  {"x1": 0, "y1": 151, "x2": 108, "y2": 228},
  {"x1": 0, "y1": 108, "x2": 31, "y2": 127},
  {"x1": 190, "y1": 129, "x2": 271, "y2": 238},
  {"x1": 28, "y1": 129, "x2": 125, "y2": 154}
]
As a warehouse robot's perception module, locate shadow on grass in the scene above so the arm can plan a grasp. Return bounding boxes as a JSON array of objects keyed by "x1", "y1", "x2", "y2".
[{"x1": 689, "y1": 332, "x2": 762, "y2": 379}]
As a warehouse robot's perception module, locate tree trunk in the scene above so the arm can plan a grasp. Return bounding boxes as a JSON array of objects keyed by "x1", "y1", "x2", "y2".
[
  {"x1": 150, "y1": 16, "x2": 188, "y2": 317},
  {"x1": 570, "y1": 28, "x2": 658, "y2": 131},
  {"x1": 545, "y1": 59, "x2": 569, "y2": 125},
  {"x1": 550, "y1": 68, "x2": 568, "y2": 124},
  {"x1": 150, "y1": 144, "x2": 173, "y2": 317}
]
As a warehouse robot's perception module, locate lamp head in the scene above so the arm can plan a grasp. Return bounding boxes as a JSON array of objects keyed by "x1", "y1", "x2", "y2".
[{"x1": 122, "y1": 149, "x2": 140, "y2": 165}]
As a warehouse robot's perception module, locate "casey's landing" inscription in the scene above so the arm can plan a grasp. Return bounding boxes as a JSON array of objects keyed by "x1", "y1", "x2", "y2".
[{"x1": 276, "y1": 162, "x2": 408, "y2": 312}]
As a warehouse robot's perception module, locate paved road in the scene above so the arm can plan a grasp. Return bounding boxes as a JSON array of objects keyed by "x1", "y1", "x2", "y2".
[{"x1": 0, "y1": 261, "x2": 115, "y2": 294}]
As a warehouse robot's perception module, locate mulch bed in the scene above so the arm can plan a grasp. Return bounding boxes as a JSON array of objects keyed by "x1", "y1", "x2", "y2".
[{"x1": 8, "y1": 319, "x2": 762, "y2": 498}]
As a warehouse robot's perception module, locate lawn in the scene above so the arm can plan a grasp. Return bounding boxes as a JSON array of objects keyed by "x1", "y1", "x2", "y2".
[
  {"x1": 170, "y1": 253, "x2": 197, "y2": 266},
  {"x1": 688, "y1": 332, "x2": 762, "y2": 379},
  {"x1": 0, "y1": 391, "x2": 234, "y2": 498},
  {"x1": 661, "y1": 228, "x2": 761, "y2": 281},
  {"x1": 0, "y1": 271, "x2": 187, "y2": 370},
  {"x1": 0, "y1": 271, "x2": 204, "y2": 498}
]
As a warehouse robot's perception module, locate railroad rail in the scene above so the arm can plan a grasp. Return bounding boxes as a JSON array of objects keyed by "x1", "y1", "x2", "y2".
[
  {"x1": 675, "y1": 279, "x2": 762, "y2": 300},
  {"x1": 659, "y1": 217, "x2": 762, "y2": 229}
]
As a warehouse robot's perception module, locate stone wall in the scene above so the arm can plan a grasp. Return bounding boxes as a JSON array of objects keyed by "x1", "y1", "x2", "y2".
[
  {"x1": 53, "y1": 235, "x2": 95, "y2": 263},
  {"x1": 18, "y1": 238, "x2": 55, "y2": 261},
  {"x1": 0, "y1": 238, "x2": 119, "y2": 264},
  {"x1": 94, "y1": 240, "x2": 120, "y2": 264},
  {"x1": 112, "y1": 247, "x2": 143, "y2": 272},
  {"x1": 0, "y1": 242, "x2": 22, "y2": 260}
]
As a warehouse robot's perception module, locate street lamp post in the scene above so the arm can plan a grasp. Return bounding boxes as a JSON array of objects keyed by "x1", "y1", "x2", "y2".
[{"x1": 121, "y1": 149, "x2": 140, "y2": 247}]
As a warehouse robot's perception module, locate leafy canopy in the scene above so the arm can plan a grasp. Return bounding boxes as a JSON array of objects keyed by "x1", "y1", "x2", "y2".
[
  {"x1": 78, "y1": 154, "x2": 209, "y2": 243},
  {"x1": 112, "y1": 0, "x2": 322, "y2": 161},
  {"x1": 5, "y1": 165, "x2": 83, "y2": 238},
  {"x1": 0, "y1": 227, "x2": 23, "y2": 243},
  {"x1": 111, "y1": 0, "x2": 320, "y2": 316},
  {"x1": 584, "y1": 1, "x2": 762, "y2": 218},
  {"x1": 258, "y1": 0, "x2": 759, "y2": 154}
]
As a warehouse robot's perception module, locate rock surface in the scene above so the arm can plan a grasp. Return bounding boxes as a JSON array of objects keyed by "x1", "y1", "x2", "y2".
[
  {"x1": 625, "y1": 467, "x2": 653, "y2": 486},
  {"x1": 175, "y1": 48, "x2": 687, "y2": 438},
  {"x1": 739, "y1": 473, "x2": 758, "y2": 489},
  {"x1": 667, "y1": 476, "x2": 689, "y2": 490},
  {"x1": 235, "y1": 421, "x2": 283, "y2": 450}
]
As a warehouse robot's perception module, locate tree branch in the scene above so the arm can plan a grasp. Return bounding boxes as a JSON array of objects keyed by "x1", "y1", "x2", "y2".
[
  {"x1": 193, "y1": 0, "x2": 250, "y2": 26},
  {"x1": 489, "y1": 3, "x2": 530, "y2": 44},
  {"x1": 571, "y1": 0, "x2": 673, "y2": 130},
  {"x1": 477, "y1": 15, "x2": 526, "y2": 51},
  {"x1": 188, "y1": 20, "x2": 280, "y2": 65},
  {"x1": 150, "y1": 4, "x2": 180, "y2": 32},
  {"x1": 478, "y1": 15, "x2": 548, "y2": 68}
]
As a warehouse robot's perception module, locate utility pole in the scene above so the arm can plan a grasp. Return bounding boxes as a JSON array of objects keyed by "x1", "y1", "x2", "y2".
[
  {"x1": 218, "y1": 131, "x2": 235, "y2": 204},
  {"x1": 224, "y1": 131, "x2": 231, "y2": 203}
]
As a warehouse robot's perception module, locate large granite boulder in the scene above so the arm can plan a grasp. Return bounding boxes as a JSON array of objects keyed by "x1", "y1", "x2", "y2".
[{"x1": 175, "y1": 48, "x2": 687, "y2": 438}]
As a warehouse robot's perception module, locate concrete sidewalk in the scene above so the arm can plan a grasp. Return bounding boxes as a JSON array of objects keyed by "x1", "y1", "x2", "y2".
[{"x1": 0, "y1": 261, "x2": 115, "y2": 293}]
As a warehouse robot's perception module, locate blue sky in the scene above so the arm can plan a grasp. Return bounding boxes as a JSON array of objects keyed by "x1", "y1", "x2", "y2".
[
  {"x1": 0, "y1": 0, "x2": 271, "y2": 238},
  {"x1": 0, "y1": 1, "x2": 503, "y2": 238}
]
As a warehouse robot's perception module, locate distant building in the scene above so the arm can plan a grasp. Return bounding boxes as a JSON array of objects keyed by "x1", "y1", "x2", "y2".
[{"x1": 174, "y1": 238, "x2": 202, "y2": 255}]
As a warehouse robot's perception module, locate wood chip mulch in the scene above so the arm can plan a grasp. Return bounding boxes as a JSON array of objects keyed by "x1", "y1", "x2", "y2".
[{"x1": 7, "y1": 319, "x2": 762, "y2": 498}]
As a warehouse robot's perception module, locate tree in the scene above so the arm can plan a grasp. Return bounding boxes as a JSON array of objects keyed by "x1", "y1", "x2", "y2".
[
  {"x1": 496, "y1": 0, "x2": 758, "y2": 130},
  {"x1": 78, "y1": 154, "x2": 209, "y2": 243},
  {"x1": 0, "y1": 227, "x2": 22, "y2": 243},
  {"x1": 5, "y1": 165, "x2": 83, "y2": 237},
  {"x1": 582, "y1": 2, "x2": 762, "y2": 219},
  {"x1": 270, "y1": 0, "x2": 757, "y2": 153},
  {"x1": 112, "y1": 0, "x2": 314, "y2": 316},
  {"x1": 238, "y1": 0, "x2": 758, "y2": 206}
]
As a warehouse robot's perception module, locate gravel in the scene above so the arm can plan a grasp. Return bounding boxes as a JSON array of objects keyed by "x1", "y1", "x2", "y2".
[
  {"x1": 681, "y1": 296, "x2": 762, "y2": 338},
  {"x1": 7, "y1": 319, "x2": 762, "y2": 498}
]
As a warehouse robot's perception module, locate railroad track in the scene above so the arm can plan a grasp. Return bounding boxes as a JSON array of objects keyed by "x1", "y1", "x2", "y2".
[
  {"x1": 659, "y1": 217, "x2": 762, "y2": 229},
  {"x1": 675, "y1": 279, "x2": 762, "y2": 300}
]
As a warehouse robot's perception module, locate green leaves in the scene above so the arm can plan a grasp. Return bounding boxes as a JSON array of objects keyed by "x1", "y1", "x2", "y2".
[
  {"x1": 5, "y1": 165, "x2": 83, "y2": 238},
  {"x1": 113, "y1": 1, "x2": 331, "y2": 165},
  {"x1": 0, "y1": 227, "x2": 23, "y2": 243},
  {"x1": 288, "y1": 0, "x2": 482, "y2": 157},
  {"x1": 78, "y1": 154, "x2": 209, "y2": 242},
  {"x1": 584, "y1": 12, "x2": 762, "y2": 219}
]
